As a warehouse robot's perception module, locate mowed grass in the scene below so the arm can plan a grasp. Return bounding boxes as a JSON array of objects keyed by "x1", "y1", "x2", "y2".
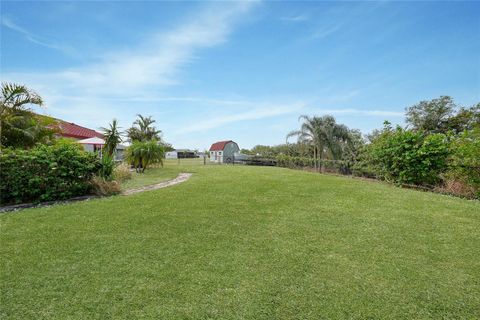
[{"x1": 1, "y1": 164, "x2": 479, "y2": 319}]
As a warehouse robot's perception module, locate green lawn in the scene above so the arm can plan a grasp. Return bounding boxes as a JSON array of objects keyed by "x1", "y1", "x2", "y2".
[{"x1": 1, "y1": 164, "x2": 479, "y2": 319}]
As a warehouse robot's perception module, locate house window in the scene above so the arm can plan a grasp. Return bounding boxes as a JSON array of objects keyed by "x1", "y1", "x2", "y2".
[{"x1": 218, "y1": 151, "x2": 222, "y2": 155}]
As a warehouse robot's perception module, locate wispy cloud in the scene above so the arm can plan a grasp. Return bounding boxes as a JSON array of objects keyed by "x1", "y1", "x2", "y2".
[
  {"x1": 179, "y1": 102, "x2": 306, "y2": 134},
  {"x1": 4, "y1": 2, "x2": 257, "y2": 96},
  {"x1": 1, "y1": 16, "x2": 77, "y2": 56},
  {"x1": 317, "y1": 108, "x2": 403, "y2": 117},
  {"x1": 281, "y1": 14, "x2": 309, "y2": 22}
]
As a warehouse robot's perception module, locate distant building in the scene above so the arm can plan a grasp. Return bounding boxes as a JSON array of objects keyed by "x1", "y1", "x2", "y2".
[
  {"x1": 165, "y1": 151, "x2": 178, "y2": 159},
  {"x1": 209, "y1": 140, "x2": 239, "y2": 163},
  {"x1": 165, "y1": 149, "x2": 197, "y2": 159}
]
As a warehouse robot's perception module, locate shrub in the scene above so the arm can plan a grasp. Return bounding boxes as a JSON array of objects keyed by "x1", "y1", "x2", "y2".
[
  {"x1": 98, "y1": 154, "x2": 115, "y2": 180},
  {"x1": 366, "y1": 127, "x2": 450, "y2": 186},
  {"x1": 0, "y1": 140, "x2": 100, "y2": 205},
  {"x1": 445, "y1": 128, "x2": 480, "y2": 198},
  {"x1": 90, "y1": 176, "x2": 121, "y2": 196},
  {"x1": 114, "y1": 162, "x2": 132, "y2": 182}
]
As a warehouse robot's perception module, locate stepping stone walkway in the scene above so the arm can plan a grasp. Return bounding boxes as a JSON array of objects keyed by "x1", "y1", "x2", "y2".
[{"x1": 122, "y1": 173, "x2": 192, "y2": 196}]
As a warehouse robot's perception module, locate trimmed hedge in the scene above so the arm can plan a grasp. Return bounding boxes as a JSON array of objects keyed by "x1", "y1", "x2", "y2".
[{"x1": 0, "y1": 141, "x2": 100, "y2": 205}]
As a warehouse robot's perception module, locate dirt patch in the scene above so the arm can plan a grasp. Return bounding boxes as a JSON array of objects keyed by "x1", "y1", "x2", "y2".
[{"x1": 122, "y1": 173, "x2": 192, "y2": 196}]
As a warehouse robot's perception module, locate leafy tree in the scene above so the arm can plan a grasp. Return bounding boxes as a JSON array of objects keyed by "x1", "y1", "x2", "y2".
[
  {"x1": 405, "y1": 96, "x2": 456, "y2": 134},
  {"x1": 126, "y1": 114, "x2": 162, "y2": 142},
  {"x1": 0, "y1": 82, "x2": 46, "y2": 149},
  {"x1": 126, "y1": 140, "x2": 165, "y2": 173},
  {"x1": 101, "y1": 119, "x2": 123, "y2": 157},
  {"x1": 445, "y1": 103, "x2": 480, "y2": 133},
  {"x1": 341, "y1": 129, "x2": 365, "y2": 168}
]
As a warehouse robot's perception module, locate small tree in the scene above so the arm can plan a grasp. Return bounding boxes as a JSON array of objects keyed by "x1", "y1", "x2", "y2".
[
  {"x1": 101, "y1": 119, "x2": 123, "y2": 157},
  {"x1": 126, "y1": 140, "x2": 164, "y2": 173}
]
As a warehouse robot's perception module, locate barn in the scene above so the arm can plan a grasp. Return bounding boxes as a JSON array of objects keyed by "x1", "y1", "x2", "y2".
[{"x1": 209, "y1": 140, "x2": 239, "y2": 163}]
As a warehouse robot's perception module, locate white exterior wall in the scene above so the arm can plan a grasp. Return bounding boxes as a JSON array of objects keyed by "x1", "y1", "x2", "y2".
[
  {"x1": 209, "y1": 151, "x2": 223, "y2": 163},
  {"x1": 82, "y1": 144, "x2": 95, "y2": 153},
  {"x1": 166, "y1": 151, "x2": 178, "y2": 159}
]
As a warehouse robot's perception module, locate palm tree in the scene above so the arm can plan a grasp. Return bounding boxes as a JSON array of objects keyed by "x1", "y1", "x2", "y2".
[
  {"x1": 287, "y1": 115, "x2": 352, "y2": 171},
  {"x1": 0, "y1": 82, "x2": 44, "y2": 150},
  {"x1": 126, "y1": 114, "x2": 162, "y2": 142},
  {"x1": 126, "y1": 140, "x2": 164, "y2": 173},
  {"x1": 101, "y1": 119, "x2": 123, "y2": 157}
]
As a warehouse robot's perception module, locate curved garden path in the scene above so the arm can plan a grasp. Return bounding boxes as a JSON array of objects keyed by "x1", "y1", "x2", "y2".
[{"x1": 122, "y1": 172, "x2": 192, "y2": 196}]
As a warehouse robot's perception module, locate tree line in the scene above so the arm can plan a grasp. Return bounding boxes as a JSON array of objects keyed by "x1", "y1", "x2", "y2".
[{"x1": 242, "y1": 96, "x2": 479, "y2": 198}]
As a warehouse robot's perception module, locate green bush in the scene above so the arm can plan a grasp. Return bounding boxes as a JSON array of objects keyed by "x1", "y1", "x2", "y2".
[
  {"x1": 446, "y1": 128, "x2": 480, "y2": 197},
  {"x1": 98, "y1": 154, "x2": 115, "y2": 180},
  {"x1": 366, "y1": 127, "x2": 450, "y2": 186},
  {"x1": 0, "y1": 140, "x2": 100, "y2": 205}
]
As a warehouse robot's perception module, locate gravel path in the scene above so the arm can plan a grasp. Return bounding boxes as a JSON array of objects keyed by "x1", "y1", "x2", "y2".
[{"x1": 122, "y1": 173, "x2": 192, "y2": 196}]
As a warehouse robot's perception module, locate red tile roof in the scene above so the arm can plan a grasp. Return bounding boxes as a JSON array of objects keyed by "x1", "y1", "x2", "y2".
[
  {"x1": 56, "y1": 120, "x2": 104, "y2": 140},
  {"x1": 209, "y1": 140, "x2": 234, "y2": 151}
]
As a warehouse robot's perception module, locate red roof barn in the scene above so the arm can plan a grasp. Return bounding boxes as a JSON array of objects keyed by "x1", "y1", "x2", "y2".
[{"x1": 209, "y1": 140, "x2": 239, "y2": 163}]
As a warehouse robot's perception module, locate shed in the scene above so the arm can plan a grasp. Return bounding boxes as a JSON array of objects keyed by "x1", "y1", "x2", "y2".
[{"x1": 209, "y1": 140, "x2": 239, "y2": 163}]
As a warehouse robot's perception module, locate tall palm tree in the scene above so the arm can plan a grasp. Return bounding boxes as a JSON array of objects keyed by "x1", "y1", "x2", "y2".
[
  {"x1": 287, "y1": 115, "x2": 321, "y2": 170},
  {"x1": 101, "y1": 119, "x2": 123, "y2": 157},
  {"x1": 0, "y1": 82, "x2": 43, "y2": 150},
  {"x1": 287, "y1": 115, "x2": 352, "y2": 171},
  {"x1": 126, "y1": 114, "x2": 162, "y2": 142}
]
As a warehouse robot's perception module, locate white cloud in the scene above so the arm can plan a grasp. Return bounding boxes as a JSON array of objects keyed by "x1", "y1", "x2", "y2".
[
  {"x1": 178, "y1": 102, "x2": 306, "y2": 134},
  {"x1": 1, "y1": 16, "x2": 77, "y2": 56}
]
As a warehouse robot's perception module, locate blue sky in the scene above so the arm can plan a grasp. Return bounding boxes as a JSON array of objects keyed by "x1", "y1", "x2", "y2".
[{"x1": 1, "y1": 1, "x2": 479, "y2": 150}]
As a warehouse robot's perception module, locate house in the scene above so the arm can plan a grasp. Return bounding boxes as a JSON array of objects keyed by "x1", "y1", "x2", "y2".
[
  {"x1": 46, "y1": 116, "x2": 126, "y2": 160},
  {"x1": 209, "y1": 140, "x2": 239, "y2": 163},
  {"x1": 77, "y1": 137, "x2": 127, "y2": 161},
  {"x1": 54, "y1": 120, "x2": 104, "y2": 141}
]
